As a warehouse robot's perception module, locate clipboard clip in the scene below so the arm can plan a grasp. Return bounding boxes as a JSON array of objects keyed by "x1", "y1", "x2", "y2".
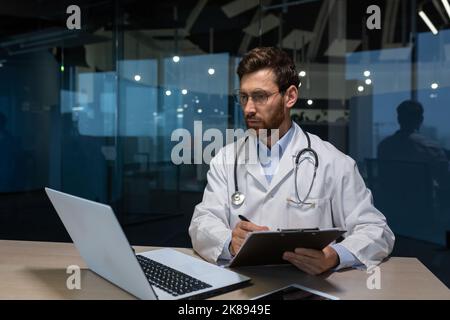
[{"x1": 277, "y1": 228, "x2": 320, "y2": 232}]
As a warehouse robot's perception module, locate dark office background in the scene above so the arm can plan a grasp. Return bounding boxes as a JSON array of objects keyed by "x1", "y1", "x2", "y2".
[{"x1": 0, "y1": 0, "x2": 449, "y2": 287}]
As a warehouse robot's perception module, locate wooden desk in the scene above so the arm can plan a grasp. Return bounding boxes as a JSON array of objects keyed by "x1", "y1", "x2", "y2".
[{"x1": 1, "y1": 240, "x2": 449, "y2": 300}]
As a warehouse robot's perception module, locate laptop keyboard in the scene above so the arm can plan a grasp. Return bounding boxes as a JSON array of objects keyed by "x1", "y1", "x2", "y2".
[{"x1": 136, "y1": 255, "x2": 212, "y2": 297}]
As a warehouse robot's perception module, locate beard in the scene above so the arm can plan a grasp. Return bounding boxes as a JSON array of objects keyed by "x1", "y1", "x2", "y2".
[{"x1": 245, "y1": 100, "x2": 286, "y2": 135}]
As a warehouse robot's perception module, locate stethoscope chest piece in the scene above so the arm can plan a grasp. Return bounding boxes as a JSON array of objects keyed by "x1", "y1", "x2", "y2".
[{"x1": 231, "y1": 191, "x2": 245, "y2": 206}]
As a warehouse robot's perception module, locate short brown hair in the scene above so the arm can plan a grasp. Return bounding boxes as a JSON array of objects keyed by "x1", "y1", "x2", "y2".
[{"x1": 237, "y1": 47, "x2": 300, "y2": 92}]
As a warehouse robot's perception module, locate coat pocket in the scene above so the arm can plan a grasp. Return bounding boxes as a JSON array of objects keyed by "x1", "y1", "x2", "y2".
[{"x1": 285, "y1": 197, "x2": 334, "y2": 229}]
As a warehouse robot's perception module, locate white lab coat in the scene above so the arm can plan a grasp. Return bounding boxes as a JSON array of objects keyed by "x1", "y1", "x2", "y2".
[{"x1": 189, "y1": 122, "x2": 395, "y2": 268}]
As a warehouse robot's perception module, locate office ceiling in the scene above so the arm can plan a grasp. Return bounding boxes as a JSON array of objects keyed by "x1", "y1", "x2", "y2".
[{"x1": 0, "y1": 0, "x2": 449, "y2": 63}]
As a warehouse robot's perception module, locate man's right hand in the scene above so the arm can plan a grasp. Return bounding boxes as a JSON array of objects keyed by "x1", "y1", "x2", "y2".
[{"x1": 229, "y1": 221, "x2": 269, "y2": 256}]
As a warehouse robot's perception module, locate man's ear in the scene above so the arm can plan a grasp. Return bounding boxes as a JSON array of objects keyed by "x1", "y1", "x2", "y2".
[{"x1": 284, "y1": 85, "x2": 298, "y2": 109}]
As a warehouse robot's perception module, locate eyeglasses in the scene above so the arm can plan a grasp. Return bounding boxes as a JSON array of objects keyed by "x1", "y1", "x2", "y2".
[{"x1": 234, "y1": 90, "x2": 281, "y2": 106}]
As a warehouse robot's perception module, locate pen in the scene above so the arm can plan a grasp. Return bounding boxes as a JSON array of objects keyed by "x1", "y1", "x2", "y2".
[{"x1": 238, "y1": 215, "x2": 252, "y2": 223}]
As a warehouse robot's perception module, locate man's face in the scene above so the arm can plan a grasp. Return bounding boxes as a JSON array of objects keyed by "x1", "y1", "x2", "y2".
[{"x1": 239, "y1": 69, "x2": 286, "y2": 133}]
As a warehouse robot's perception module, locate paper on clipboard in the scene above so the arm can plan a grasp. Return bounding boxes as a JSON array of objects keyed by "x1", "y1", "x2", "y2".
[{"x1": 228, "y1": 228, "x2": 346, "y2": 268}]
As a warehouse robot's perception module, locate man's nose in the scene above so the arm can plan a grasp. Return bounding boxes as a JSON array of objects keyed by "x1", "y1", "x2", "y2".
[{"x1": 243, "y1": 99, "x2": 256, "y2": 116}]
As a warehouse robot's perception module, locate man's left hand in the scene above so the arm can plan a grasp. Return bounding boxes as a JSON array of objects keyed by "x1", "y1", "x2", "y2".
[{"x1": 282, "y1": 246, "x2": 339, "y2": 275}]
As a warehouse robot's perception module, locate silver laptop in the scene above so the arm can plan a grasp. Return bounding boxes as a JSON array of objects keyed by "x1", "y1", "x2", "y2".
[{"x1": 45, "y1": 188, "x2": 250, "y2": 300}]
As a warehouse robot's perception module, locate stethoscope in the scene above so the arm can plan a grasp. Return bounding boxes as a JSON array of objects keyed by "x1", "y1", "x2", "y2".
[{"x1": 231, "y1": 129, "x2": 319, "y2": 207}]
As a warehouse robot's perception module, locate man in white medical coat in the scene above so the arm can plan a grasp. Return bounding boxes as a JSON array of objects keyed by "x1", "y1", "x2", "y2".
[{"x1": 189, "y1": 47, "x2": 395, "y2": 275}]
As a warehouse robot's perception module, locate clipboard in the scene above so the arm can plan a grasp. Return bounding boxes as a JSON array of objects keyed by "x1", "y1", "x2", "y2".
[{"x1": 228, "y1": 228, "x2": 346, "y2": 267}]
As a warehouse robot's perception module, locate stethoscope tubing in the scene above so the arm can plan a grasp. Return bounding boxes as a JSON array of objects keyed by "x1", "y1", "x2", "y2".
[{"x1": 232, "y1": 128, "x2": 319, "y2": 206}]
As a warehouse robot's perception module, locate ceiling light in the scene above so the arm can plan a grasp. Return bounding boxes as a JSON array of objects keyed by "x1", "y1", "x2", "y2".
[{"x1": 419, "y1": 11, "x2": 439, "y2": 35}]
